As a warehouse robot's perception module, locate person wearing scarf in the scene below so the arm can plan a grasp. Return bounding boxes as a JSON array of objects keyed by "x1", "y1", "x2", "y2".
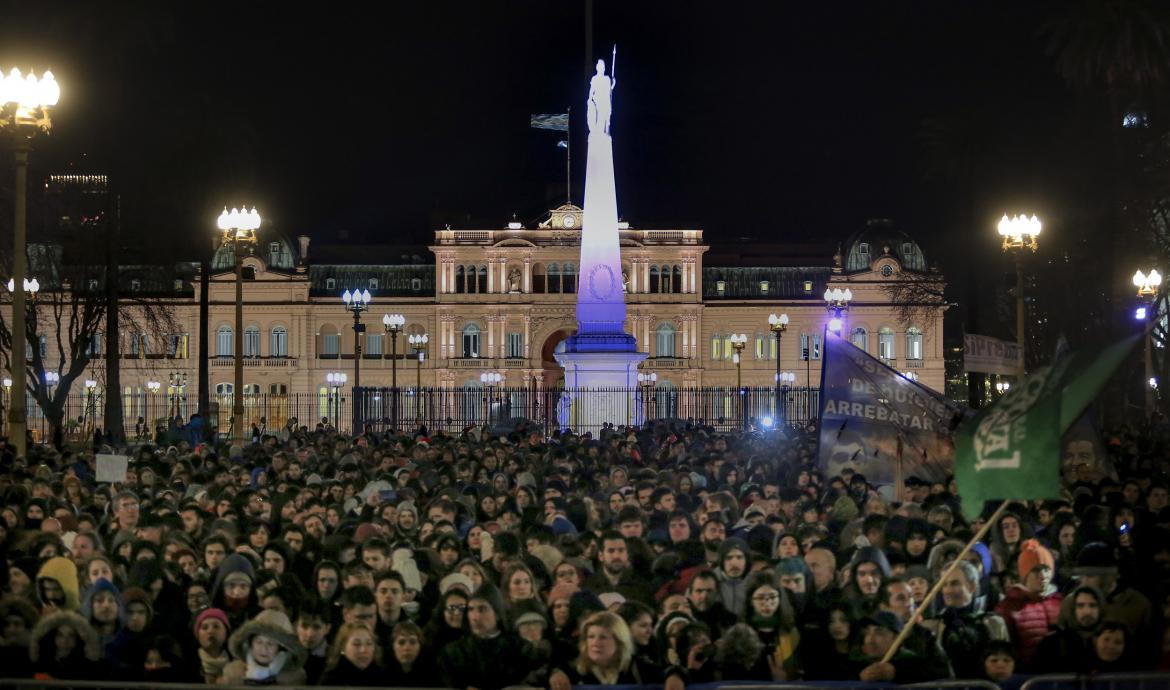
[
  {"x1": 221, "y1": 609, "x2": 307, "y2": 685},
  {"x1": 193, "y1": 608, "x2": 232, "y2": 684}
]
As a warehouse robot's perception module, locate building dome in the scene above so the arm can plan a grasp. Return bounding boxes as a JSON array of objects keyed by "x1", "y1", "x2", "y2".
[
  {"x1": 211, "y1": 232, "x2": 299, "y2": 272},
  {"x1": 842, "y1": 218, "x2": 927, "y2": 273}
]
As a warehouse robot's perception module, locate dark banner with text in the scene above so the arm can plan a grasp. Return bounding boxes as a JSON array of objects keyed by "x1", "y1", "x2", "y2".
[{"x1": 816, "y1": 334, "x2": 964, "y2": 489}]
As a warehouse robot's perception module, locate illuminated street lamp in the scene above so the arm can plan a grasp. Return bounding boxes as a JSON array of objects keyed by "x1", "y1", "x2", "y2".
[
  {"x1": 383, "y1": 313, "x2": 404, "y2": 427},
  {"x1": 217, "y1": 205, "x2": 261, "y2": 442},
  {"x1": 326, "y1": 371, "x2": 347, "y2": 429},
  {"x1": 995, "y1": 380, "x2": 1011, "y2": 396},
  {"x1": 776, "y1": 371, "x2": 795, "y2": 427},
  {"x1": 729, "y1": 333, "x2": 748, "y2": 388},
  {"x1": 1135, "y1": 268, "x2": 1162, "y2": 418},
  {"x1": 480, "y1": 371, "x2": 502, "y2": 423},
  {"x1": 768, "y1": 313, "x2": 789, "y2": 419},
  {"x1": 409, "y1": 332, "x2": 428, "y2": 422},
  {"x1": 824, "y1": 288, "x2": 851, "y2": 334},
  {"x1": 999, "y1": 213, "x2": 1041, "y2": 376},
  {"x1": 1, "y1": 67, "x2": 58, "y2": 458},
  {"x1": 638, "y1": 371, "x2": 657, "y2": 424}
]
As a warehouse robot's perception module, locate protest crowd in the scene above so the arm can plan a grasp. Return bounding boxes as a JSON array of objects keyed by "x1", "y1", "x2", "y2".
[{"x1": 0, "y1": 412, "x2": 1166, "y2": 689}]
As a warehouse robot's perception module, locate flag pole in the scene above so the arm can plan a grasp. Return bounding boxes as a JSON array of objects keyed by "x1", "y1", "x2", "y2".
[
  {"x1": 566, "y1": 106, "x2": 571, "y2": 204},
  {"x1": 878, "y1": 499, "x2": 1010, "y2": 664}
]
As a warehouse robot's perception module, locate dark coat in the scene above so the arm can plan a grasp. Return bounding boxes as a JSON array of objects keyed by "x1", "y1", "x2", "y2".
[
  {"x1": 438, "y1": 632, "x2": 537, "y2": 690},
  {"x1": 318, "y1": 657, "x2": 388, "y2": 687}
]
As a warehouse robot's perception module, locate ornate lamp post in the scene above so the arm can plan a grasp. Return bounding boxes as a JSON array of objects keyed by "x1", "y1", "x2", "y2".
[
  {"x1": 995, "y1": 380, "x2": 1011, "y2": 397},
  {"x1": 342, "y1": 288, "x2": 371, "y2": 433},
  {"x1": 729, "y1": 334, "x2": 748, "y2": 430},
  {"x1": 144, "y1": 380, "x2": 160, "y2": 438},
  {"x1": 382, "y1": 313, "x2": 404, "y2": 427},
  {"x1": 216, "y1": 206, "x2": 260, "y2": 442},
  {"x1": 1, "y1": 67, "x2": 59, "y2": 457},
  {"x1": 1134, "y1": 268, "x2": 1162, "y2": 418},
  {"x1": 824, "y1": 287, "x2": 852, "y2": 335},
  {"x1": 638, "y1": 371, "x2": 657, "y2": 423},
  {"x1": 409, "y1": 332, "x2": 428, "y2": 424},
  {"x1": 999, "y1": 214, "x2": 1041, "y2": 376},
  {"x1": 169, "y1": 371, "x2": 187, "y2": 419},
  {"x1": 480, "y1": 371, "x2": 502, "y2": 423},
  {"x1": 768, "y1": 312, "x2": 788, "y2": 420},
  {"x1": 326, "y1": 371, "x2": 347, "y2": 429},
  {"x1": 776, "y1": 371, "x2": 795, "y2": 427}
]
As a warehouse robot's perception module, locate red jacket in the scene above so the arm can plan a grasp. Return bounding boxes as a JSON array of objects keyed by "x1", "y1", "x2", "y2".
[{"x1": 995, "y1": 585, "x2": 1063, "y2": 664}]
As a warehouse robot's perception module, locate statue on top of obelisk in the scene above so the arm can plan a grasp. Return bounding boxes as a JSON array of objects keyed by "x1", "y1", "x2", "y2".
[{"x1": 587, "y1": 58, "x2": 615, "y2": 135}]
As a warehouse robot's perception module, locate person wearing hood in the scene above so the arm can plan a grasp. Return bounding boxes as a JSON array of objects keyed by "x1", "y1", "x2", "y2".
[
  {"x1": 715, "y1": 537, "x2": 751, "y2": 618},
  {"x1": 844, "y1": 546, "x2": 890, "y2": 617},
  {"x1": 28, "y1": 610, "x2": 105, "y2": 680},
  {"x1": 1073, "y1": 540, "x2": 1155, "y2": 664},
  {"x1": 80, "y1": 577, "x2": 138, "y2": 678},
  {"x1": 994, "y1": 539, "x2": 1062, "y2": 666},
  {"x1": 437, "y1": 582, "x2": 541, "y2": 690},
  {"x1": 221, "y1": 609, "x2": 308, "y2": 685},
  {"x1": 1030, "y1": 583, "x2": 1106, "y2": 673},
  {"x1": 36, "y1": 555, "x2": 81, "y2": 614},
  {"x1": 212, "y1": 553, "x2": 260, "y2": 629},
  {"x1": 395, "y1": 501, "x2": 420, "y2": 541}
]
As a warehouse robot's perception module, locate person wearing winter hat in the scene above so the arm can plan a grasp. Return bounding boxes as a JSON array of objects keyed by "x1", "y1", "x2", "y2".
[
  {"x1": 211, "y1": 553, "x2": 259, "y2": 629},
  {"x1": 28, "y1": 610, "x2": 105, "y2": 680},
  {"x1": 1072, "y1": 540, "x2": 1154, "y2": 653},
  {"x1": 221, "y1": 609, "x2": 308, "y2": 685},
  {"x1": 844, "y1": 546, "x2": 891, "y2": 617},
  {"x1": 80, "y1": 577, "x2": 135, "y2": 677},
  {"x1": 437, "y1": 582, "x2": 539, "y2": 690},
  {"x1": 995, "y1": 538, "x2": 1062, "y2": 666},
  {"x1": 193, "y1": 607, "x2": 231, "y2": 684},
  {"x1": 1031, "y1": 583, "x2": 1106, "y2": 673}
]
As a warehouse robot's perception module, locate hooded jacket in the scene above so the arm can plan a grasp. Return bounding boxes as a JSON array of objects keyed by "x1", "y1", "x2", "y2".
[
  {"x1": 994, "y1": 584, "x2": 1062, "y2": 664},
  {"x1": 1030, "y1": 584, "x2": 1105, "y2": 673},
  {"x1": 221, "y1": 609, "x2": 308, "y2": 686},
  {"x1": 37, "y1": 556, "x2": 81, "y2": 612},
  {"x1": 716, "y1": 537, "x2": 752, "y2": 618},
  {"x1": 29, "y1": 610, "x2": 104, "y2": 679}
]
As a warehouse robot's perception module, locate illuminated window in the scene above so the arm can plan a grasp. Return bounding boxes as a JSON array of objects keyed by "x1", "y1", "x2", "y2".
[
  {"x1": 216, "y1": 326, "x2": 233, "y2": 357},
  {"x1": 906, "y1": 327, "x2": 923, "y2": 360},
  {"x1": 656, "y1": 323, "x2": 677, "y2": 357},
  {"x1": 879, "y1": 327, "x2": 895, "y2": 360}
]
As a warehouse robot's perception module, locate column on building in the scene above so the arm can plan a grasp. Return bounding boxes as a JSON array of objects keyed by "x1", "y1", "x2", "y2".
[
  {"x1": 523, "y1": 316, "x2": 530, "y2": 358},
  {"x1": 523, "y1": 257, "x2": 531, "y2": 293},
  {"x1": 642, "y1": 262, "x2": 650, "y2": 294}
]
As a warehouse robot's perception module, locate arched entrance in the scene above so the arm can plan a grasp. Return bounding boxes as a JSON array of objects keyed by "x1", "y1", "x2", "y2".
[{"x1": 540, "y1": 328, "x2": 575, "y2": 387}]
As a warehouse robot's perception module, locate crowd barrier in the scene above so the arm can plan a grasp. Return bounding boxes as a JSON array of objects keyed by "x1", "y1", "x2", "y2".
[{"x1": 5, "y1": 676, "x2": 1169, "y2": 690}]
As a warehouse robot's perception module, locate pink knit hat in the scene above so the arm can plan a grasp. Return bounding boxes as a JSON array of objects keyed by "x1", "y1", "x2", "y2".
[{"x1": 194, "y1": 607, "x2": 231, "y2": 634}]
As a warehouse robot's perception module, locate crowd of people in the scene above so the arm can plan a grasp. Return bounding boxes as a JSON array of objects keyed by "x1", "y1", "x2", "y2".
[{"x1": 0, "y1": 414, "x2": 1166, "y2": 688}]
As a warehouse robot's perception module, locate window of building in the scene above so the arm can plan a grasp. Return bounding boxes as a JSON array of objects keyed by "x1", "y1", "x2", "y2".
[
  {"x1": 321, "y1": 332, "x2": 340, "y2": 356},
  {"x1": 672, "y1": 265, "x2": 683, "y2": 293},
  {"x1": 462, "y1": 323, "x2": 481, "y2": 358},
  {"x1": 270, "y1": 383, "x2": 288, "y2": 395},
  {"x1": 711, "y1": 333, "x2": 722, "y2": 360},
  {"x1": 803, "y1": 280, "x2": 813, "y2": 294},
  {"x1": 168, "y1": 334, "x2": 188, "y2": 358},
  {"x1": 906, "y1": 326, "x2": 923, "y2": 360},
  {"x1": 38, "y1": 335, "x2": 47, "y2": 359},
  {"x1": 325, "y1": 277, "x2": 336, "y2": 290},
  {"x1": 366, "y1": 332, "x2": 382, "y2": 356},
  {"x1": 859, "y1": 243, "x2": 870, "y2": 255},
  {"x1": 455, "y1": 266, "x2": 466, "y2": 293},
  {"x1": 902, "y1": 242, "x2": 914, "y2": 258},
  {"x1": 548, "y1": 264, "x2": 561, "y2": 293},
  {"x1": 270, "y1": 326, "x2": 288, "y2": 357},
  {"x1": 661, "y1": 265, "x2": 672, "y2": 293},
  {"x1": 759, "y1": 280, "x2": 769, "y2": 294},
  {"x1": 173, "y1": 279, "x2": 184, "y2": 291},
  {"x1": 411, "y1": 278, "x2": 422, "y2": 291},
  {"x1": 87, "y1": 332, "x2": 102, "y2": 357},
  {"x1": 217, "y1": 326, "x2": 233, "y2": 356},
  {"x1": 368, "y1": 278, "x2": 379, "y2": 290},
  {"x1": 506, "y1": 332, "x2": 523, "y2": 358},
  {"x1": 851, "y1": 327, "x2": 868, "y2": 352},
  {"x1": 650, "y1": 266, "x2": 661, "y2": 293},
  {"x1": 716, "y1": 280, "x2": 725, "y2": 295},
  {"x1": 270, "y1": 242, "x2": 281, "y2": 256},
  {"x1": 130, "y1": 279, "x2": 141, "y2": 291},
  {"x1": 879, "y1": 327, "x2": 896, "y2": 360},
  {"x1": 215, "y1": 383, "x2": 233, "y2": 395},
  {"x1": 563, "y1": 264, "x2": 577, "y2": 293},
  {"x1": 754, "y1": 333, "x2": 775, "y2": 360},
  {"x1": 87, "y1": 279, "x2": 98, "y2": 291},
  {"x1": 244, "y1": 326, "x2": 261, "y2": 357},
  {"x1": 478, "y1": 265, "x2": 488, "y2": 293},
  {"x1": 243, "y1": 383, "x2": 260, "y2": 395},
  {"x1": 656, "y1": 323, "x2": 677, "y2": 358},
  {"x1": 800, "y1": 333, "x2": 822, "y2": 360}
]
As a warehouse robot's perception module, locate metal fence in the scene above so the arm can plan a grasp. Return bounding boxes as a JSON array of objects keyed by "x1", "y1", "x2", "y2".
[
  {"x1": 1019, "y1": 673, "x2": 1170, "y2": 690},
  {"x1": 3, "y1": 386, "x2": 820, "y2": 441},
  {"x1": 0, "y1": 678, "x2": 1008, "y2": 690},
  {"x1": 354, "y1": 385, "x2": 820, "y2": 436}
]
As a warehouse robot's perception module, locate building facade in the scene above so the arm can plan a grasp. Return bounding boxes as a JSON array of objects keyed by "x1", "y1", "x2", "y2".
[{"x1": 18, "y1": 204, "x2": 945, "y2": 430}]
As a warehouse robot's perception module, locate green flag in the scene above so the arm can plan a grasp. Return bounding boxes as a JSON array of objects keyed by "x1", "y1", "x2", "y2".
[{"x1": 955, "y1": 335, "x2": 1140, "y2": 517}]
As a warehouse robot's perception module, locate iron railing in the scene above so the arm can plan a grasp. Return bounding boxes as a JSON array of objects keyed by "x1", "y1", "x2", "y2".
[
  {"x1": 354, "y1": 385, "x2": 820, "y2": 436},
  {"x1": 1, "y1": 386, "x2": 820, "y2": 442}
]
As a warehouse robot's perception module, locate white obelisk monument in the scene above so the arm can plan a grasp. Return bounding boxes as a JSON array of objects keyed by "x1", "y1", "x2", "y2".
[{"x1": 555, "y1": 57, "x2": 646, "y2": 431}]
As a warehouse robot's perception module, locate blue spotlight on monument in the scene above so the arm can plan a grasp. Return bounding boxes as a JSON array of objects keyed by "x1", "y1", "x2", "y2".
[
  {"x1": 1136, "y1": 306, "x2": 1148, "y2": 320},
  {"x1": 828, "y1": 317, "x2": 843, "y2": 334}
]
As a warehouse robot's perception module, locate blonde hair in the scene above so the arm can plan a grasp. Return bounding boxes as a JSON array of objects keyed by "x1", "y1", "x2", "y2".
[
  {"x1": 326, "y1": 622, "x2": 380, "y2": 670},
  {"x1": 575, "y1": 611, "x2": 633, "y2": 676}
]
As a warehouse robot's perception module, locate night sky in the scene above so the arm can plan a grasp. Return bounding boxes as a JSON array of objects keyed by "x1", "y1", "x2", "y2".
[{"x1": 0, "y1": 2, "x2": 1114, "y2": 286}]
